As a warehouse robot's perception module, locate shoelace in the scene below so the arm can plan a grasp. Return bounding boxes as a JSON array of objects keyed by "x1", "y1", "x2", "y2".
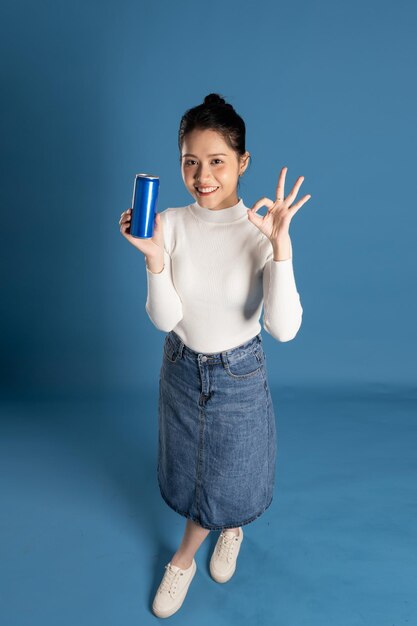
[
  {"x1": 217, "y1": 532, "x2": 238, "y2": 562},
  {"x1": 160, "y1": 564, "x2": 182, "y2": 595}
]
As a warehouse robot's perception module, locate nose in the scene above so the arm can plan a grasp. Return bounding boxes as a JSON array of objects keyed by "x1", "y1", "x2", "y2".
[{"x1": 195, "y1": 162, "x2": 212, "y2": 183}]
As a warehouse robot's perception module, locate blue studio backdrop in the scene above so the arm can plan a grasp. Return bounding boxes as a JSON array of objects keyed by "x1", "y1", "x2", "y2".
[
  {"x1": 1, "y1": 1, "x2": 417, "y2": 625},
  {"x1": 2, "y1": 0, "x2": 416, "y2": 398}
]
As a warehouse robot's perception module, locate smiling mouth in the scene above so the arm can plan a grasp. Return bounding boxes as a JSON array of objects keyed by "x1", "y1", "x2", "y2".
[{"x1": 195, "y1": 186, "x2": 219, "y2": 195}]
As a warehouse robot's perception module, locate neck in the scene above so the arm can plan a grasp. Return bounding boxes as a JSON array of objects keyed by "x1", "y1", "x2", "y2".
[{"x1": 189, "y1": 197, "x2": 248, "y2": 223}]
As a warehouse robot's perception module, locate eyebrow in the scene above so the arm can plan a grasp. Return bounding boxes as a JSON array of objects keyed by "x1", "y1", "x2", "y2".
[{"x1": 182, "y1": 153, "x2": 228, "y2": 158}]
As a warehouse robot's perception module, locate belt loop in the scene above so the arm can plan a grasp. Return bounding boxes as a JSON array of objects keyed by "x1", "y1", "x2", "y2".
[
  {"x1": 178, "y1": 340, "x2": 184, "y2": 359},
  {"x1": 170, "y1": 330, "x2": 184, "y2": 359},
  {"x1": 221, "y1": 349, "x2": 228, "y2": 368}
]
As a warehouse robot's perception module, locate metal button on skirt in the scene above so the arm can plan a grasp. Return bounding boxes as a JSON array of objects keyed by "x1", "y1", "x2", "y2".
[{"x1": 157, "y1": 330, "x2": 277, "y2": 531}]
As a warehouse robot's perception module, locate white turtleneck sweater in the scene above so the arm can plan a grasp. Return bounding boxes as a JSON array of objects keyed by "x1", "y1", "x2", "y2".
[{"x1": 145, "y1": 197, "x2": 303, "y2": 354}]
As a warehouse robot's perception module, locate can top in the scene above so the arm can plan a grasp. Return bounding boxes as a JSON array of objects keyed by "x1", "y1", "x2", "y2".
[{"x1": 135, "y1": 173, "x2": 159, "y2": 180}]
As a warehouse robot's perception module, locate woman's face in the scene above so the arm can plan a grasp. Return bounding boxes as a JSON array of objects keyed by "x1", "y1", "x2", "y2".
[{"x1": 181, "y1": 128, "x2": 249, "y2": 210}]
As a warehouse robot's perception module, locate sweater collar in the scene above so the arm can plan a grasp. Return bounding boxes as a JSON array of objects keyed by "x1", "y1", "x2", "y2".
[{"x1": 189, "y1": 197, "x2": 248, "y2": 223}]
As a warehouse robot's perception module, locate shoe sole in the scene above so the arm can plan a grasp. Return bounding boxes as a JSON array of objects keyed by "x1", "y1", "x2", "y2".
[
  {"x1": 152, "y1": 561, "x2": 197, "y2": 618},
  {"x1": 209, "y1": 559, "x2": 237, "y2": 583}
]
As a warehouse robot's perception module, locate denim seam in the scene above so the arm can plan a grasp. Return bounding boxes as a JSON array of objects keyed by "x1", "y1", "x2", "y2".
[
  {"x1": 265, "y1": 373, "x2": 271, "y2": 510},
  {"x1": 223, "y1": 364, "x2": 263, "y2": 380},
  {"x1": 193, "y1": 405, "x2": 205, "y2": 520},
  {"x1": 257, "y1": 364, "x2": 270, "y2": 509}
]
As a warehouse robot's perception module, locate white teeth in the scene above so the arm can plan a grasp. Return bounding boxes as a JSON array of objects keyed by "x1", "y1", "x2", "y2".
[{"x1": 197, "y1": 186, "x2": 218, "y2": 193}]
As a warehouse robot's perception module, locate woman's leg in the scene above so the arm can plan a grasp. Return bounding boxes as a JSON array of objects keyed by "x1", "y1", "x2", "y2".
[{"x1": 170, "y1": 518, "x2": 211, "y2": 569}]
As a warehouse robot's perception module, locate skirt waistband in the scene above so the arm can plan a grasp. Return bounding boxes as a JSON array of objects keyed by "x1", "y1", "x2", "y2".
[{"x1": 167, "y1": 330, "x2": 263, "y2": 364}]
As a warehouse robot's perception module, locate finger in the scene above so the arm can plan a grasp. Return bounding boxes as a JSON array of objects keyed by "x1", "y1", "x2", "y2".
[
  {"x1": 249, "y1": 197, "x2": 274, "y2": 214},
  {"x1": 247, "y1": 206, "x2": 268, "y2": 230},
  {"x1": 275, "y1": 166, "x2": 287, "y2": 202},
  {"x1": 120, "y1": 211, "x2": 132, "y2": 222},
  {"x1": 289, "y1": 194, "x2": 312, "y2": 215},
  {"x1": 285, "y1": 176, "x2": 305, "y2": 205},
  {"x1": 120, "y1": 216, "x2": 131, "y2": 228}
]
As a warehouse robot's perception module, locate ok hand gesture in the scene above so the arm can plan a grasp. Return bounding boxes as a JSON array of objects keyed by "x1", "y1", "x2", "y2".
[{"x1": 247, "y1": 166, "x2": 311, "y2": 243}]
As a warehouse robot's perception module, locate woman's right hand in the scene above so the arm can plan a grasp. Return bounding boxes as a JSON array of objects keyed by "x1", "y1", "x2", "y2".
[{"x1": 119, "y1": 208, "x2": 164, "y2": 263}]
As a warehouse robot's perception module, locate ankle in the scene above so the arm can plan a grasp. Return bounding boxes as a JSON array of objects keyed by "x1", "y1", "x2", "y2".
[{"x1": 170, "y1": 553, "x2": 194, "y2": 570}]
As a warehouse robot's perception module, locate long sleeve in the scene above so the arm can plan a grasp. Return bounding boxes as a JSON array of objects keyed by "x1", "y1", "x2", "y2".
[
  {"x1": 262, "y1": 256, "x2": 303, "y2": 342},
  {"x1": 145, "y1": 211, "x2": 183, "y2": 332}
]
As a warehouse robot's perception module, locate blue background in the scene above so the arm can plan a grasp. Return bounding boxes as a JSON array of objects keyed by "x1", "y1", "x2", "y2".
[{"x1": 1, "y1": 0, "x2": 416, "y2": 624}]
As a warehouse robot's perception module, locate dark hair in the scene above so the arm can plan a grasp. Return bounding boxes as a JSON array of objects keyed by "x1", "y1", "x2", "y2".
[{"x1": 178, "y1": 93, "x2": 251, "y2": 184}]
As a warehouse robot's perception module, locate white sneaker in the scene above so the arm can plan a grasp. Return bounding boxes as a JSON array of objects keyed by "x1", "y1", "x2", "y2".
[
  {"x1": 152, "y1": 558, "x2": 197, "y2": 618},
  {"x1": 209, "y1": 527, "x2": 244, "y2": 583}
]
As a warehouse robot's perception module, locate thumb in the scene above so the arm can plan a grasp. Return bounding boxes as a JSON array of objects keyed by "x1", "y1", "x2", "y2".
[
  {"x1": 246, "y1": 208, "x2": 263, "y2": 228},
  {"x1": 154, "y1": 212, "x2": 162, "y2": 229}
]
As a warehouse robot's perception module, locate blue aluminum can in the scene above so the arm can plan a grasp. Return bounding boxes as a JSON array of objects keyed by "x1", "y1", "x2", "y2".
[{"x1": 130, "y1": 173, "x2": 160, "y2": 238}]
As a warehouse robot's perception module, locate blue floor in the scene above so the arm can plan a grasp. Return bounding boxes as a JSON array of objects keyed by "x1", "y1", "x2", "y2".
[{"x1": 1, "y1": 385, "x2": 416, "y2": 625}]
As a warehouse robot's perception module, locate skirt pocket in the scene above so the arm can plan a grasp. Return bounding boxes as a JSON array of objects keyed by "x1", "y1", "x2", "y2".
[{"x1": 222, "y1": 343, "x2": 263, "y2": 379}]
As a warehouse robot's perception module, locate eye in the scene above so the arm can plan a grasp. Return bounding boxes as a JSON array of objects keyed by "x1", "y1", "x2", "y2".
[{"x1": 183, "y1": 158, "x2": 223, "y2": 166}]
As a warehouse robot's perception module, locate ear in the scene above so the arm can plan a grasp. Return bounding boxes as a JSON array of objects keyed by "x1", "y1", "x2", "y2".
[{"x1": 239, "y1": 151, "x2": 251, "y2": 176}]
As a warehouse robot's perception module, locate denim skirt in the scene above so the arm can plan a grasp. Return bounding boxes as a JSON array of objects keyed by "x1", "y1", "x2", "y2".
[{"x1": 157, "y1": 330, "x2": 277, "y2": 531}]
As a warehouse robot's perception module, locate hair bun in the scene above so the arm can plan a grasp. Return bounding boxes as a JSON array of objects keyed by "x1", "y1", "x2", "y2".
[{"x1": 203, "y1": 93, "x2": 232, "y2": 108}]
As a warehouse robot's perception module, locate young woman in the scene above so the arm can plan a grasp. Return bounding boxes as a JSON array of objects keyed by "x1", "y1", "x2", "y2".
[{"x1": 119, "y1": 93, "x2": 311, "y2": 618}]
